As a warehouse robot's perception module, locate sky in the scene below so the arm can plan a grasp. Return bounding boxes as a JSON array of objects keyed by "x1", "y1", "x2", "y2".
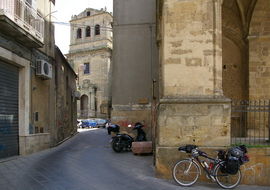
[{"x1": 53, "y1": 0, "x2": 113, "y2": 54}]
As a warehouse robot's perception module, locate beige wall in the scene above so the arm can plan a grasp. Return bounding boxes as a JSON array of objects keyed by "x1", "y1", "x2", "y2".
[
  {"x1": 70, "y1": 12, "x2": 112, "y2": 47},
  {"x1": 249, "y1": 0, "x2": 270, "y2": 100},
  {"x1": 156, "y1": 0, "x2": 231, "y2": 180},
  {"x1": 68, "y1": 9, "x2": 112, "y2": 118},
  {"x1": 112, "y1": 0, "x2": 158, "y2": 139},
  {"x1": 68, "y1": 49, "x2": 111, "y2": 118},
  {"x1": 157, "y1": 100, "x2": 231, "y2": 147},
  {"x1": 160, "y1": 0, "x2": 223, "y2": 98}
]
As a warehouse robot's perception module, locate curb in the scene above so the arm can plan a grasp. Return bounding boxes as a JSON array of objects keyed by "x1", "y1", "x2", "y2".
[
  {"x1": 53, "y1": 131, "x2": 79, "y2": 147},
  {"x1": 0, "y1": 131, "x2": 79, "y2": 163}
]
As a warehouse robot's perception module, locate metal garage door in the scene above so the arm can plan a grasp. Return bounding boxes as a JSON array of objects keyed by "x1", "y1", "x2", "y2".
[{"x1": 0, "y1": 61, "x2": 19, "y2": 159}]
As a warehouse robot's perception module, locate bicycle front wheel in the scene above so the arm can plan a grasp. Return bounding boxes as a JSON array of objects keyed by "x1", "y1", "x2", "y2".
[
  {"x1": 214, "y1": 164, "x2": 241, "y2": 189},
  {"x1": 172, "y1": 159, "x2": 200, "y2": 186}
]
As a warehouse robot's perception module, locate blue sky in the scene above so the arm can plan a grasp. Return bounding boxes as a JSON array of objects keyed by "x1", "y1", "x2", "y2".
[{"x1": 54, "y1": 0, "x2": 113, "y2": 54}]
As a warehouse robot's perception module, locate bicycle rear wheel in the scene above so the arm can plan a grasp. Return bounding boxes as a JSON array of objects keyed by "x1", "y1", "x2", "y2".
[
  {"x1": 172, "y1": 159, "x2": 200, "y2": 186},
  {"x1": 214, "y1": 164, "x2": 241, "y2": 189}
]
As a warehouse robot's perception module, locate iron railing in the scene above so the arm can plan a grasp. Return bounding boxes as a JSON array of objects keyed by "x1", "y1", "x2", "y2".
[
  {"x1": 231, "y1": 100, "x2": 270, "y2": 145},
  {"x1": 0, "y1": 0, "x2": 44, "y2": 43}
]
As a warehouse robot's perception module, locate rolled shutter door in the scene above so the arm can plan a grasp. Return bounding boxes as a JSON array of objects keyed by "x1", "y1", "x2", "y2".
[{"x1": 0, "y1": 61, "x2": 19, "y2": 158}]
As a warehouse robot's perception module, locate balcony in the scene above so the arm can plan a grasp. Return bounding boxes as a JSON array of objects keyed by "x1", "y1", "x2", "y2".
[{"x1": 0, "y1": 0, "x2": 44, "y2": 47}]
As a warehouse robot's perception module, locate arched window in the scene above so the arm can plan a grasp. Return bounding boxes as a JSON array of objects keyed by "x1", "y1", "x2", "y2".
[
  {"x1": 86, "y1": 11, "x2": 91, "y2": 16},
  {"x1": 86, "y1": 26, "x2": 91, "y2": 37},
  {"x1": 77, "y1": 28, "x2": 82, "y2": 39},
  {"x1": 95, "y1": 24, "x2": 100, "y2": 35}
]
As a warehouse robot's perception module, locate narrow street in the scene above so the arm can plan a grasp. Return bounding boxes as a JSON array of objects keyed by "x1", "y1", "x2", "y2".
[{"x1": 0, "y1": 129, "x2": 268, "y2": 190}]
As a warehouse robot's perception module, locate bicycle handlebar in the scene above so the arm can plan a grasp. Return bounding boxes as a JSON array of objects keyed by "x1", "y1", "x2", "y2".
[{"x1": 178, "y1": 145, "x2": 217, "y2": 161}]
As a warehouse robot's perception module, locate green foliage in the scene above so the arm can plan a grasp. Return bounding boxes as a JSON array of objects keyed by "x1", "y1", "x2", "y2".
[{"x1": 231, "y1": 143, "x2": 270, "y2": 148}]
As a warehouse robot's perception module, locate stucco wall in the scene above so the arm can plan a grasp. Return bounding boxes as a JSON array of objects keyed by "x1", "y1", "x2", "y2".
[
  {"x1": 19, "y1": 133, "x2": 50, "y2": 155},
  {"x1": 111, "y1": 0, "x2": 158, "y2": 135},
  {"x1": 112, "y1": 0, "x2": 158, "y2": 105}
]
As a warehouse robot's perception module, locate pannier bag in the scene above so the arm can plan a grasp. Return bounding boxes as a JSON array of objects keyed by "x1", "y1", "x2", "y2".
[
  {"x1": 221, "y1": 145, "x2": 249, "y2": 174},
  {"x1": 227, "y1": 147, "x2": 244, "y2": 158},
  {"x1": 223, "y1": 156, "x2": 240, "y2": 175}
]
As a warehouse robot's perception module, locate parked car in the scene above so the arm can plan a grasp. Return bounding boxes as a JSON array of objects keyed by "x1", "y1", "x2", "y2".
[
  {"x1": 77, "y1": 119, "x2": 83, "y2": 128},
  {"x1": 81, "y1": 119, "x2": 97, "y2": 128},
  {"x1": 96, "y1": 119, "x2": 108, "y2": 128}
]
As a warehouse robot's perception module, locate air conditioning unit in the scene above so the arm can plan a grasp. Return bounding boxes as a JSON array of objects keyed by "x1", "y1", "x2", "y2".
[{"x1": 36, "y1": 60, "x2": 52, "y2": 79}]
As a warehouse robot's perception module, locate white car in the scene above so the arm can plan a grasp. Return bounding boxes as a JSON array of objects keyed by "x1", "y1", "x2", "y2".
[{"x1": 77, "y1": 120, "x2": 82, "y2": 128}]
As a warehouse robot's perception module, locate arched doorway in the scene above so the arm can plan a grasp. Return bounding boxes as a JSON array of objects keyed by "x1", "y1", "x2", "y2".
[
  {"x1": 222, "y1": 0, "x2": 270, "y2": 144},
  {"x1": 80, "y1": 94, "x2": 89, "y2": 118}
]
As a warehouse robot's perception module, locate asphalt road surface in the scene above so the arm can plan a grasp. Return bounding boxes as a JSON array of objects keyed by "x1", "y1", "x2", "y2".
[{"x1": 0, "y1": 128, "x2": 268, "y2": 190}]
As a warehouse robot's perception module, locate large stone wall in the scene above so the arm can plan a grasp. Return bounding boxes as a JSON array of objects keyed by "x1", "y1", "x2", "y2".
[
  {"x1": 249, "y1": 0, "x2": 270, "y2": 99},
  {"x1": 160, "y1": 0, "x2": 223, "y2": 97},
  {"x1": 158, "y1": 100, "x2": 231, "y2": 147},
  {"x1": 156, "y1": 0, "x2": 231, "y2": 180}
]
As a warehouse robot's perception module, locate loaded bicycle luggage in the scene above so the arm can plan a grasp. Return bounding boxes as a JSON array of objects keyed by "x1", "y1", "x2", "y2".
[{"x1": 173, "y1": 144, "x2": 249, "y2": 189}]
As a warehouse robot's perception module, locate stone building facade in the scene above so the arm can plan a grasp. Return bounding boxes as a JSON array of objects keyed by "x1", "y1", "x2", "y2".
[
  {"x1": 0, "y1": 0, "x2": 77, "y2": 158},
  {"x1": 156, "y1": 0, "x2": 231, "y2": 177},
  {"x1": 113, "y1": 0, "x2": 270, "y2": 186},
  {"x1": 67, "y1": 8, "x2": 113, "y2": 119}
]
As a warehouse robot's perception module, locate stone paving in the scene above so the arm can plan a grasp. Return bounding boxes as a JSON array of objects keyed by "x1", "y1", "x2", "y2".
[{"x1": 0, "y1": 128, "x2": 269, "y2": 190}]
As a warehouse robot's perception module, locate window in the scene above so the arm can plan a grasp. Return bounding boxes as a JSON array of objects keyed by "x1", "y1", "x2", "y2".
[
  {"x1": 77, "y1": 28, "x2": 82, "y2": 38},
  {"x1": 87, "y1": 11, "x2": 91, "y2": 16},
  {"x1": 86, "y1": 26, "x2": 91, "y2": 37},
  {"x1": 84, "y1": 63, "x2": 90, "y2": 74},
  {"x1": 95, "y1": 24, "x2": 100, "y2": 35}
]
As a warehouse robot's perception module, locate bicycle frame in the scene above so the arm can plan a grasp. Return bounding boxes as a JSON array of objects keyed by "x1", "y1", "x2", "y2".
[
  {"x1": 185, "y1": 158, "x2": 202, "y2": 175},
  {"x1": 188, "y1": 151, "x2": 222, "y2": 181}
]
